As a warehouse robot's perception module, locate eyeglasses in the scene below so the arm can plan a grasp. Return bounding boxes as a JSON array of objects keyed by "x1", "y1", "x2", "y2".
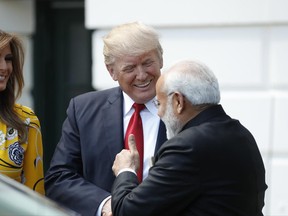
[{"x1": 153, "y1": 92, "x2": 175, "y2": 108}]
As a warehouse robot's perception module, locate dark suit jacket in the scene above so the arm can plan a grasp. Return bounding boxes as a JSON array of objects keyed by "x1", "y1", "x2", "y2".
[
  {"x1": 44, "y1": 87, "x2": 167, "y2": 216},
  {"x1": 112, "y1": 105, "x2": 267, "y2": 216}
]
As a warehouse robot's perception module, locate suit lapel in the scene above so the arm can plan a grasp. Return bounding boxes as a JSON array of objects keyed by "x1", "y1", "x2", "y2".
[
  {"x1": 102, "y1": 88, "x2": 124, "y2": 160},
  {"x1": 154, "y1": 120, "x2": 167, "y2": 155}
]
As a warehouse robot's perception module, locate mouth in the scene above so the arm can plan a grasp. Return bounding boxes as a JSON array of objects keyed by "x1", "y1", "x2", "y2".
[
  {"x1": 134, "y1": 80, "x2": 152, "y2": 88},
  {"x1": 0, "y1": 75, "x2": 6, "y2": 81}
]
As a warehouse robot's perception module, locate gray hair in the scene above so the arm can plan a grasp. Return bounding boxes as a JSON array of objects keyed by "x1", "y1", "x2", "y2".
[
  {"x1": 162, "y1": 59, "x2": 220, "y2": 105},
  {"x1": 103, "y1": 21, "x2": 163, "y2": 65}
]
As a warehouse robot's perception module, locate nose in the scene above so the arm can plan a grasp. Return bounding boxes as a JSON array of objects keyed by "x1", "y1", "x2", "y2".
[
  {"x1": 135, "y1": 66, "x2": 147, "y2": 80},
  {"x1": 0, "y1": 57, "x2": 8, "y2": 70}
]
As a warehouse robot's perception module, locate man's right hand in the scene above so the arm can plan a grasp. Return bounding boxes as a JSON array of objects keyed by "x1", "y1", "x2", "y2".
[
  {"x1": 102, "y1": 198, "x2": 112, "y2": 216},
  {"x1": 112, "y1": 134, "x2": 140, "y2": 176}
]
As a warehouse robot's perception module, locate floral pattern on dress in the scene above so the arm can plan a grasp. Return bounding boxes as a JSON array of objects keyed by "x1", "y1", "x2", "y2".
[
  {"x1": 24, "y1": 118, "x2": 30, "y2": 126},
  {"x1": 6, "y1": 127, "x2": 17, "y2": 140},
  {"x1": 8, "y1": 142, "x2": 24, "y2": 166},
  {"x1": 0, "y1": 104, "x2": 44, "y2": 195},
  {"x1": 0, "y1": 131, "x2": 5, "y2": 146}
]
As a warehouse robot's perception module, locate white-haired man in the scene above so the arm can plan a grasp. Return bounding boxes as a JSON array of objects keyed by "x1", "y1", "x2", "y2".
[{"x1": 112, "y1": 59, "x2": 267, "y2": 216}]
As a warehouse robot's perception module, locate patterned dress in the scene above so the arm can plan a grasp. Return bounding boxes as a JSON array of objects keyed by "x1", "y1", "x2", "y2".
[{"x1": 0, "y1": 104, "x2": 45, "y2": 195}]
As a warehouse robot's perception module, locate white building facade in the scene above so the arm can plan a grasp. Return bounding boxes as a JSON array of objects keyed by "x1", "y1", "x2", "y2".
[
  {"x1": 0, "y1": 0, "x2": 35, "y2": 108},
  {"x1": 86, "y1": 0, "x2": 288, "y2": 215}
]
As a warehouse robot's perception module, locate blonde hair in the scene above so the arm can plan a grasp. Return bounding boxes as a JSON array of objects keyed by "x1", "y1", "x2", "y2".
[
  {"x1": 103, "y1": 22, "x2": 163, "y2": 65},
  {"x1": 0, "y1": 30, "x2": 27, "y2": 143}
]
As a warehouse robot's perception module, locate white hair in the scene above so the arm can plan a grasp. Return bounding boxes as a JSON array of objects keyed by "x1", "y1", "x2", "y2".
[{"x1": 162, "y1": 59, "x2": 220, "y2": 105}]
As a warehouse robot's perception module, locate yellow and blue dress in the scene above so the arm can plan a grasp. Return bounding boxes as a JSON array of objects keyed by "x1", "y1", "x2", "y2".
[{"x1": 0, "y1": 104, "x2": 45, "y2": 195}]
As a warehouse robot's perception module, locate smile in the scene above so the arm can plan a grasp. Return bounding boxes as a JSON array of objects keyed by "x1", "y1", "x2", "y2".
[
  {"x1": 134, "y1": 80, "x2": 152, "y2": 88},
  {"x1": 0, "y1": 75, "x2": 6, "y2": 81}
]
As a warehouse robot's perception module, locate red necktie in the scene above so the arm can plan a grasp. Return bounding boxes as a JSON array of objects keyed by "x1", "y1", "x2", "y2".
[{"x1": 125, "y1": 103, "x2": 145, "y2": 182}]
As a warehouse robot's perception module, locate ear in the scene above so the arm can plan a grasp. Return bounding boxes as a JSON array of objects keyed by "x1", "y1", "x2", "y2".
[
  {"x1": 106, "y1": 64, "x2": 118, "y2": 81},
  {"x1": 173, "y1": 92, "x2": 185, "y2": 114},
  {"x1": 159, "y1": 58, "x2": 164, "y2": 69}
]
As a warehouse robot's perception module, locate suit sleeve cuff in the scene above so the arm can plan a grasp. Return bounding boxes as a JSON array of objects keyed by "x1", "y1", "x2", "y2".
[
  {"x1": 96, "y1": 195, "x2": 111, "y2": 216},
  {"x1": 117, "y1": 168, "x2": 137, "y2": 176}
]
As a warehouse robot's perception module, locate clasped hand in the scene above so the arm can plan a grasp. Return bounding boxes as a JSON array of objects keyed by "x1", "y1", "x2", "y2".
[{"x1": 112, "y1": 134, "x2": 140, "y2": 176}]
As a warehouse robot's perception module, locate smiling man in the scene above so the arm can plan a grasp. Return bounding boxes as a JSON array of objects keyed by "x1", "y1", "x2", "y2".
[{"x1": 44, "y1": 22, "x2": 167, "y2": 216}]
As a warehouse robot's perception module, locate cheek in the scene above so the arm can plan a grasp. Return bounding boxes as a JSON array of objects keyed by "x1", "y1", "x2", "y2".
[
  {"x1": 157, "y1": 105, "x2": 165, "y2": 118},
  {"x1": 7, "y1": 63, "x2": 13, "y2": 74},
  {"x1": 117, "y1": 73, "x2": 135, "y2": 88},
  {"x1": 9, "y1": 66, "x2": 13, "y2": 74},
  {"x1": 122, "y1": 73, "x2": 135, "y2": 83},
  {"x1": 149, "y1": 66, "x2": 161, "y2": 77}
]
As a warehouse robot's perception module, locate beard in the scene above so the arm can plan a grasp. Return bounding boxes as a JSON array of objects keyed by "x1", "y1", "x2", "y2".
[{"x1": 161, "y1": 98, "x2": 183, "y2": 139}]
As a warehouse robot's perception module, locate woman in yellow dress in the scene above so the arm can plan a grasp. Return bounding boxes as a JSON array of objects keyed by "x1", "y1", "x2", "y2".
[{"x1": 0, "y1": 30, "x2": 44, "y2": 195}]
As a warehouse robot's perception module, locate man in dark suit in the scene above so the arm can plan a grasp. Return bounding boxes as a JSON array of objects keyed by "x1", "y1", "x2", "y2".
[
  {"x1": 112, "y1": 59, "x2": 268, "y2": 216},
  {"x1": 44, "y1": 22, "x2": 167, "y2": 216}
]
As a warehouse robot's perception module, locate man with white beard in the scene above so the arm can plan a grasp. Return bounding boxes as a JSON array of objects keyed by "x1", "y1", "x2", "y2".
[{"x1": 111, "y1": 59, "x2": 267, "y2": 216}]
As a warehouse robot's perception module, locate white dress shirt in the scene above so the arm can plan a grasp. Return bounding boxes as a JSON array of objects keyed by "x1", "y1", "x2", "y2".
[
  {"x1": 123, "y1": 92, "x2": 160, "y2": 179},
  {"x1": 97, "y1": 92, "x2": 160, "y2": 216}
]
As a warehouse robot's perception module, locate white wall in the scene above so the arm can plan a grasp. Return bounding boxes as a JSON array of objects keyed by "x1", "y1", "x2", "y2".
[
  {"x1": 86, "y1": 0, "x2": 288, "y2": 215},
  {"x1": 0, "y1": 0, "x2": 35, "y2": 108},
  {"x1": 85, "y1": 0, "x2": 288, "y2": 28}
]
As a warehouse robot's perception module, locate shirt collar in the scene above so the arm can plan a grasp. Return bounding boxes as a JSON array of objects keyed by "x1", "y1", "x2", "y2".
[{"x1": 123, "y1": 92, "x2": 158, "y2": 117}]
